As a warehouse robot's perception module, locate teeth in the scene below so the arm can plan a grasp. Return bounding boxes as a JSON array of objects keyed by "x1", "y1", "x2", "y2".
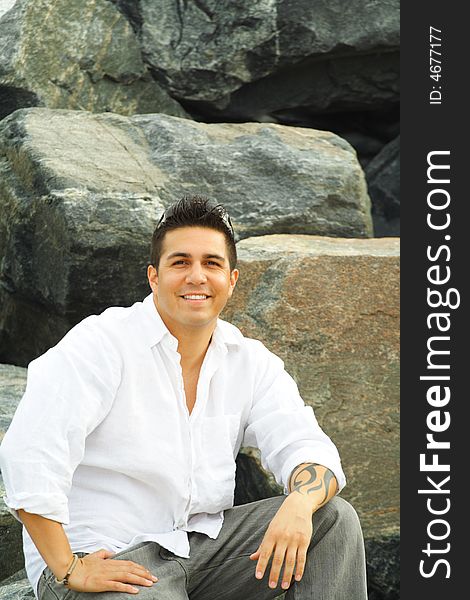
[{"x1": 183, "y1": 294, "x2": 208, "y2": 300}]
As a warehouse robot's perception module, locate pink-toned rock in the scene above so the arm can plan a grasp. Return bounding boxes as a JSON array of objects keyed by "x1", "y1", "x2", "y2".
[{"x1": 223, "y1": 234, "x2": 400, "y2": 539}]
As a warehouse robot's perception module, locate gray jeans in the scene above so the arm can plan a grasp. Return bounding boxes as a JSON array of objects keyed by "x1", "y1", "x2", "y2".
[{"x1": 38, "y1": 496, "x2": 367, "y2": 600}]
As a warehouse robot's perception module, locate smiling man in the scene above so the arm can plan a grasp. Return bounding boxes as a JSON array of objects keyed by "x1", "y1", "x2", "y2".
[{"x1": 0, "y1": 196, "x2": 367, "y2": 600}]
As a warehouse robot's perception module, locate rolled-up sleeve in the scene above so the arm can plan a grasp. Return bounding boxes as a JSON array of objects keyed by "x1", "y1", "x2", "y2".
[
  {"x1": 243, "y1": 343, "x2": 346, "y2": 494},
  {"x1": 0, "y1": 317, "x2": 122, "y2": 524}
]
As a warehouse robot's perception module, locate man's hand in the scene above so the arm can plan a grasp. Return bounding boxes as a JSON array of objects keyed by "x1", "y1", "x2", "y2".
[
  {"x1": 249, "y1": 493, "x2": 313, "y2": 590},
  {"x1": 66, "y1": 549, "x2": 158, "y2": 594},
  {"x1": 250, "y1": 462, "x2": 338, "y2": 590}
]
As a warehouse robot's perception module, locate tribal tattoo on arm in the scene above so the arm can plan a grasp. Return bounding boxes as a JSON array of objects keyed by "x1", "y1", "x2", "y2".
[{"x1": 288, "y1": 463, "x2": 338, "y2": 509}]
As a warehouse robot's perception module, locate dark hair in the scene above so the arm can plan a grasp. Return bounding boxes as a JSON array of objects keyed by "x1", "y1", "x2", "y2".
[{"x1": 149, "y1": 195, "x2": 237, "y2": 270}]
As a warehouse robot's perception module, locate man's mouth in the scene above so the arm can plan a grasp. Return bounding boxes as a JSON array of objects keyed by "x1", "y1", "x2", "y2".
[{"x1": 181, "y1": 294, "x2": 210, "y2": 301}]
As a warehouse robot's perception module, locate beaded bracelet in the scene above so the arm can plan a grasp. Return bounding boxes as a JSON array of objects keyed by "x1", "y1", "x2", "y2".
[{"x1": 55, "y1": 554, "x2": 79, "y2": 586}]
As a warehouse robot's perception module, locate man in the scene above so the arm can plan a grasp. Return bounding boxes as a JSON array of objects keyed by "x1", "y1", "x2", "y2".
[{"x1": 0, "y1": 196, "x2": 367, "y2": 600}]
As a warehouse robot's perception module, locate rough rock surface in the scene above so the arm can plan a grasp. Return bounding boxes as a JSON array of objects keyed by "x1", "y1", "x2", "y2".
[
  {"x1": 204, "y1": 52, "x2": 399, "y2": 122},
  {"x1": 365, "y1": 535, "x2": 399, "y2": 600},
  {"x1": 0, "y1": 473, "x2": 23, "y2": 584},
  {"x1": 234, "y1": 451, "x2": 283, "y2": 506},
  {"x1": 0, "y1": 365, "x2": 25, "y2": 582},
  {"x1": 222, "y1": 235, "x2": 399, "y2": 598},
  {"x1": 0, "y1": 0, "x2": 187, "y2": 120},
  {"x1": 366, "y1": 136, "x2": 400, "y2": 237},
  {"x1": 0, "y1": 107, "x2": 372, "y2": 365},
  {"x1": 0, "y1": 108, "x2": 165, "y2": 366},
  {"x1": 131, "y1": 113, "x2": 372, "y2": 239},
  {"x1": 222, "y1": 235, "x2": 400, "y2": 537},
  {"x1": 0, "y1": 577, "x2": 34, "y2": 600},
  {"x1": 131, "y1": 0, "x2": 399, "y2": 118}
]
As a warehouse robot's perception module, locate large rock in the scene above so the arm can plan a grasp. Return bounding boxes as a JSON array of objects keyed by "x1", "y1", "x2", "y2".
[
  {"x1": 366, "y1": 136, "x2": 400, "y2": 237},
  {"x1": 0, "y1": 364, "x2": 26, "y2": 443},
  {"x1": 0, "y1": 107, "x2": 372, "y2": 366},
  {"x1": 0, "y1": 577, "x2": 34, "y2": 600},
  {"x1": 0, "y1": 365, "x2": 25, "y2": 583},
  {"x1": 0, "y1": 0, "x2": 187, "y2": 120},
  {"x1": 0, "y1": 474, "x2": 24, "y2": 584},
  {"x1": 0, "y1": 3, "x2": 16, "y2": 19},
  {"x1": 222, "y1": 234, "x2": 399, "y2": 598},
  {"x1": 132, "y1": 112, "x2": 372, "y2": 240},
  {"x1": 129, "y1": 0, "x2": 399, "y2": 119},
  {"x1": 0, "y1": 108, "x2": 165, "y2": 366},
  {"x1": 234, "y1": 451, "x2": 283, "y2": 506},
  {"x1": 365, "y1": 535, "x2": 399, "y2": 600}
]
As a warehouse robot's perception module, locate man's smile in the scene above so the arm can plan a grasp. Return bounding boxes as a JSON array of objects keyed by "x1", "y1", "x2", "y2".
[{"x1": 180, "y1": 293, "x2": 211, "y2": 302}]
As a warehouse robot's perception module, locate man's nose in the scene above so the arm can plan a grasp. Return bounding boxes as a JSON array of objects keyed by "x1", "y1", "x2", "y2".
[{"x1": 186, "y1": 263, "x2": 207, "y2": 284}]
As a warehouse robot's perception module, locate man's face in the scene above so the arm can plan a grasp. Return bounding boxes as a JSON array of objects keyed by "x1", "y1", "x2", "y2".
[{"x1": 147, "y1": 226, "x2": 239, "y2": 336}]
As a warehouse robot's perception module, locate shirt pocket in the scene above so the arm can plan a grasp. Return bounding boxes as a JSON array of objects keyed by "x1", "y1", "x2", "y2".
[{"x1": 197, "y1": 414, "x2": 241, "y2": 511}]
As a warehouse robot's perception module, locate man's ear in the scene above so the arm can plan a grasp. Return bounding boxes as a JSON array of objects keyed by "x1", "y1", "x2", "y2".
[
  {"x1": 147, "y1": 264, "x2": 158, "y2": 293},
  {"x1": 228, "y1": 268, "x2": 239, "y2": 297}
]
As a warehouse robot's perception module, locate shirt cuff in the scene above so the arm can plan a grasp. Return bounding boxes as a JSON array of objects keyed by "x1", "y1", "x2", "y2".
[
  {"x1": 280, "y1": 449, "x2": 347, "y2": 495},
  {"x1": 2, "y1": 492, "x2": 70, "y2": 524}
]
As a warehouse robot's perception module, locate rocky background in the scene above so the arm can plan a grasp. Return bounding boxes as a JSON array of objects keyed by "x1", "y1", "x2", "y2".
[{"x1": 0, "y1": 1, "x2": 400, "y2": 599}]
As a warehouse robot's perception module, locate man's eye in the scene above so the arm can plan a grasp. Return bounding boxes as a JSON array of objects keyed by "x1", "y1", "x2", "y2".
[
  {"x1": 207, "y1": 261, "x2": 221, "y2": 266},
  {"x1": 173, "y1": 260, "x2": 187, "y2": 265}
]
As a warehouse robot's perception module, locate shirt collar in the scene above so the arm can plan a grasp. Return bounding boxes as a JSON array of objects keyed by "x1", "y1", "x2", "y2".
[
  {"x1": 141, "y1": 293, "x2": 176, "y2": 348},
  {"x1": 140, "y1": 293, "x2": 243, "y2": 351}
]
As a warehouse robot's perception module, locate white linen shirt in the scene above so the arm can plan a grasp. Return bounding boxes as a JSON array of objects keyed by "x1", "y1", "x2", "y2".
[{"x1": 0, "y1": 293, "x2": 345, "y2": 598}]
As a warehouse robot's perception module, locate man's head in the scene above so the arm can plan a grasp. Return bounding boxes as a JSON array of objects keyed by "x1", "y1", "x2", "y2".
[
  {"x1": 149, "y1": 195, "x2": 237, "y2": 272},
  {"x1": 147, "y1": 196, "x2": 239, "y2": 336}
]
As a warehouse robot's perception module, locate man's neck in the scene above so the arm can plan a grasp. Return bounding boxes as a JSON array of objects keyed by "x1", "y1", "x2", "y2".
[
  {"x1": 153, "y1": 298, "x2": 215, "y2": 371},
  {"x1": 176, "y1": 327, "x2": 213, "y2": 372}
]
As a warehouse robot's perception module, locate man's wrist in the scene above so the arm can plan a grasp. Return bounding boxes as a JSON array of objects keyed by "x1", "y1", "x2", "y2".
[
  {"x1": 52, "y1": 553, "x2": 76, "y2": 582},
  {"x1": 287, "y1": 488, "x2": 324, "y2": 515}
]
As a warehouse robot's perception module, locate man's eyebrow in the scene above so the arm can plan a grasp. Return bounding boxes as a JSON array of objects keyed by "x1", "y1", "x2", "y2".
[
  {"x1": 166, "y1": 252, "x2": 191, "y2": 260},
  {"x1": 166, "y1": 252, "x2": 226, "y2": 262},
  {"x1": 205, "y1": 253, "x2": 226, "y2": 262}
]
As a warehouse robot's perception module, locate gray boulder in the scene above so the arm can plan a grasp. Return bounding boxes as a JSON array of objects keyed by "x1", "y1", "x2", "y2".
[
  {"x1": 0, "y1": 364, "x2": 25, "y2": 440},
  {"x1": 0, "y1": 577, "x2": 33, "y2": 600},
  {"x1": 0, "y1": 107, "x2": 372, "y2": 366},
  {"x1": 0, "y1": 365, "x2": 26, "y2": 582},
  {"x1": 366, "y1": 136, "x2": 400, "y2": 236},
  {"x1": 0, "y1": 108, "x2": 165, "y2": 366},
  {"x1": 0, "y1": 0, "x2": 187, "y2": 120},
  {"x1": 131, "y1": 112, "x2": 372, "y2": 239},
  {"x1": 0, "y1": 474, "x2": 24, "y2": 584},
  {"x1": 365, "y1": 535, "x2": 399, "y2": 600},
  {"x1": 131, "y1": 0, "x2": 399, "y2": 119}
]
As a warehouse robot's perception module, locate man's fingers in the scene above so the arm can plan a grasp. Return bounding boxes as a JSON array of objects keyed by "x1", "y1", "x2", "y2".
[
  {"x1": 249, "y1": 548, "x2": 260, "y2": 561},
  {"x1": 108, "y1": 567, "x2": 157, "y2": 586},
  {"x1": 127, "y1": 564, "x2": 158, "y2": 582},
  {"x1": 280, "y1": 547, "x2": 297, "y2": 590},
  {"x1": 125, "y1": 573, "x2": 155, "y2": 587},
  {"x1": 105, "y1": 581, "x2": 140, "y2": 594},
  {"x1": 267, "y1": 544, "x2": 287, "y2": 589},
  {"x1": 255, "y1": 539, "x2": 275, "y2": 579},
  {"x1": 294, "y1": 545, "x2": 308, "y2": 582},
  {"x1": 108, "y1": 561, "x2": 158, "y2": 582}
]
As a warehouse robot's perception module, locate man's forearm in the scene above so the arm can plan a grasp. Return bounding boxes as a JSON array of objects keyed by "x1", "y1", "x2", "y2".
[
  {"x1": 288, "y1": 462, "x2": 338, "y2": 513},
  {"x1": 17, "y1": 509, "x2": 74, "y2": 580}
]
